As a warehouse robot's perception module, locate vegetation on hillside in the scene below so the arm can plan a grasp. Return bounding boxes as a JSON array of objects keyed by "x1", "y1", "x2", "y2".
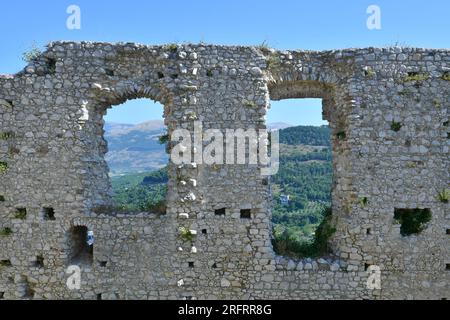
[
  {"x1": 279, "y1": 125, "x2": 331, "y2": 146},
  {"x1": 111, "y1": 170, "x2": 167, "y2": 213},
  {"x1": 272, "y1": 206, "x2": 335, "y2": 258}
]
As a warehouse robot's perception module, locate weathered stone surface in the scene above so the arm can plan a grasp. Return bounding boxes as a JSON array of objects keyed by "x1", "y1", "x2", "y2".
[{"x1": 0, "y1": 42, "x2": 448, "y2": 300}]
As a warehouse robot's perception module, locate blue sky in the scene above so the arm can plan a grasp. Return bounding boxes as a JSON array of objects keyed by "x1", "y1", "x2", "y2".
[{"x1": 1, "y1": 0, "x2": 448, "y2": 125}]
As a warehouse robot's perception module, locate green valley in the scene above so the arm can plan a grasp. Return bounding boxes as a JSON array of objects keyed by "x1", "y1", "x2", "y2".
[{"x1": 110, "y1": 125, "x2": 332, "y2": 258}]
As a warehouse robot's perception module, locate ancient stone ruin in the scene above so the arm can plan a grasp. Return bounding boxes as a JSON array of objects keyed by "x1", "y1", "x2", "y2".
[{"x1": 0, "y1": 42, "x2": 449, "y2": 299}]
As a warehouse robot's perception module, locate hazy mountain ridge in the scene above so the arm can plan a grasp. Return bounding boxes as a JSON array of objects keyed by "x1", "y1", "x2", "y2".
[
  {"x1": 105, "y1": 120, "x2": 166, "y2": 137},
  {"x1": 105, "y1": 120, "x2": 167, "y2": 175},
  {"x1": 267, "y1": 122, "x2": 293, "y2": 130},
  {"x1": 104, "y1": 121, "x2": 310, "y2": 175}
]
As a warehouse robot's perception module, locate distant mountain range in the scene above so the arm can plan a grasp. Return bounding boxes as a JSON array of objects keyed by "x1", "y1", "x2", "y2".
[
  {"x1": 104, "y1": 120, "x2": 294, "y2": 175},
  {"x1": 104, "y1": 120, "x2": 167, "y2": 175}
]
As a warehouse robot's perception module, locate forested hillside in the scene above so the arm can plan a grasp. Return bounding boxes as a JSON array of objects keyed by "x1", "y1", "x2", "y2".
[
  {"x1": 110, "y1": 125, "x2": 333, "y2": 257},
  {"x1": 111, "y1": 169, "x2": 168, "y2": 213},
  {"x1": 279, "y1": 125, "x2": 331, "y2": 146}
]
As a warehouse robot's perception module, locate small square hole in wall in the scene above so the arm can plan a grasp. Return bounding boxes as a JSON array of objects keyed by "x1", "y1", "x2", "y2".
[
  {"x1": 446, "y1": 229, "x2": 450, "y2": 235},
  {"x1": 240, "y1": 209, "x2": 252, "y2": 219},
  {"x1": 214, "y1": 208, "x2": 226, "y2": 216},
  {"x1": 0, "y1": 292, "x2": 4, "y2": 299},
  {"x1": 211, "y1": 263, "x2": 217, "y2": 269},
  {"x1": 188, "y1": 262, "x2": 194, "y2": 268},
  {"x1": 42, "y1": 208, "x2": 55, "y2": 221},
  {"x1": 0, "y1": 195, "x2": 5, "y2": 202},
  {"x1": 364, "y1": 263, "x2": 371, "y2": 271},
  {"x1": 202, "y1": 229, "x2": 207, "y2": 235},
  {"x1": 99, "y1": 261, "x2": 107, "y2": 267},
  {"x1": 366, "y1": 228, "x2": 372, "y2": 235},
  {"x1": 446, "y1": 264, "x2": 450, "y2": 271},
  {"x1": 105, "y1": 69, "x2": 114, "y2": 76},
  {"x1": 97, "y1": 293, "x2": 102, "y2": 300},
  {"x1": 34, "y1": 255, "x2": 44, "y2": 268}
]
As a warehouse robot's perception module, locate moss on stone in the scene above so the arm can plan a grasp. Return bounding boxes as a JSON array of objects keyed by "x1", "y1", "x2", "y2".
[
  {"x1": 179, "y1": 227, "x2": 195, "y2": 243},
  {"x1": 272, "y1": 207, "x2": 336, "y2": 259},
  {"x1": 441, "y1": 72, "x2": 450, "y2": 81}
]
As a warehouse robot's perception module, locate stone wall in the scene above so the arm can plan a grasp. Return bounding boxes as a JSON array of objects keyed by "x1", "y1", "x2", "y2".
[{"x1": 0, "y1": 42, "x2": 448, "y2": 300}]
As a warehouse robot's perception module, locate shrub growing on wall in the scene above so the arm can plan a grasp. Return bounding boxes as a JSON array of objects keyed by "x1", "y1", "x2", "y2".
[{"x1": 394, "y1": 208, "x2": 432, "y2": 236}]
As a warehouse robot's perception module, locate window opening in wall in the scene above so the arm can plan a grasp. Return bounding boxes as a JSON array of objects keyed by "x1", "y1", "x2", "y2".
[
  {"x1": 267, "y1": 96, "x2": 334, "y2": 259},
  {"x1": 68, "y1": 226, "x2": 93, "y2": 265},
  {"x1": 103, "y1": 98, "x2": 168, "y2": 214}
]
